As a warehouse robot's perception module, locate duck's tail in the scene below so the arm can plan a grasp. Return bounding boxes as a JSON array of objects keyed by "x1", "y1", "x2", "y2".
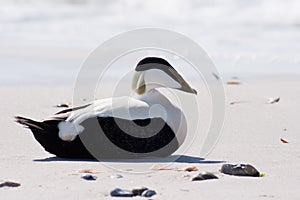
[
  {"x1": 15, "y1": 116, "x2": 45, "y2": 131},
  {"x1": 14, "y1": 115, "x2": 94, "y2": 159}
]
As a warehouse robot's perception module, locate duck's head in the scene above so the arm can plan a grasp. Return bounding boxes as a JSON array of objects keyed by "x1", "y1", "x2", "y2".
[{"x1": 132, "y1": 57, "x2": 197, "y2": 95}]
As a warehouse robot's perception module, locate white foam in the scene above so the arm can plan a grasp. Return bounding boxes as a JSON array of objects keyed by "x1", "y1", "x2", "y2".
[{"x1": 1, "y1": 0, "x2": 300, "y2": 79}]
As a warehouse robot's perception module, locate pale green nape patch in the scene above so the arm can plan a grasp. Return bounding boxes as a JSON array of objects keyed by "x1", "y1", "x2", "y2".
[
  {"x1": 137, "y1": 83, "x2": 146, "y2": 95},
  {"x1": 259, "y1": 173, "x2": 265, "y2": 177}
]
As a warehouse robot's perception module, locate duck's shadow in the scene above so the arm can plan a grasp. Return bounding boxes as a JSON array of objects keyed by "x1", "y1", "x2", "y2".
[{"x1": 34, "y1": 155, "x2": 225, "y2": 164}]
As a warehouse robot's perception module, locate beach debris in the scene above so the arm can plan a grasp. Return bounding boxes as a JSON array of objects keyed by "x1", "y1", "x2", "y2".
[
  {"x1": 151, "y1": 164, "x2": 200, "y2": 172},
  {"x1": 220, "y1": 164, "x2": 260, "y2": 177},
  {"x1": 183, "y1": 166, "x2": 199, "y2": 172},
  {"x1": 56, "y1": 101, "x2": 71, "y2": 108},
  {"x1": 191, "y1": 172, "x2": 218, "y2": 181},
  {"x1": 259, "y1": 194, "x2": 274, "y2": 198},
  {"x1": 227, "y1": 81, "x2": 241, "y2": 85},
  {"x1": 212, "y1": 73, "x2": 220, "y2": 80},
  {"x1": 110, "y1": 174, "x2": 123, "y2": 179},
  {"x1": 230, "y1": 101, "x2": 238, "y2": 105},
  {"x1": 229, "y1": 101, "x2": 249, "y2": 105},
  {"x1": 141, "y1": 189, "x2": 157, "y2": 197},
  {"x1": 151, "y1": 164, "x2": 176, "y2": 171},
  {"x1": 132, "y1": 187, "x2": 148, "y2": 196},
  {"x1": 268, "y1": 97, "x2": 280, "y2": 104},
  {"x1": 280, "y1": 129, "x2": 289, "y2": 143},
  {"x1": 280, "y1": 138, "x2": 289, "y2": 144},
  {"x1": 0, "y1": 181, "x2": 21, "y2": 188},
  {"x1": 180, "y1": 188, "x2": 190, "y2": 192},
  {"x1": 183, "y1": 174, "x2": 192, "y2": 178},
  {"x1": 81, "y1": 174, "x2": 97, "y2": 181},
  {"x1": 78, "y1": 169, "x2": 100, "y2": 174},
  {"x1": 110, "y1": 188, "x2": 134, "y2": 197}
]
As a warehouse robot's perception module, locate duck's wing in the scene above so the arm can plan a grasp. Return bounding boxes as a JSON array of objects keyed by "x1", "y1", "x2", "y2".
[
  {"x1": 55, "y1": 103, "x2": 91, "y2": 115},
  {"x1": 57, "y1": 97, "x2": 153, "y2": 141},
  {"x1": 44, "y1": 103, "x2": 92, "y2": 121},
  {"x1": 67, "y1": 97, "x2": 153, "y2": 124}
]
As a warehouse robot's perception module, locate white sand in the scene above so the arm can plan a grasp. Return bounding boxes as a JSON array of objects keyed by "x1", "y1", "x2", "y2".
[{"x1": 1, "y1": 76, "x2": 300, "y2": 199}]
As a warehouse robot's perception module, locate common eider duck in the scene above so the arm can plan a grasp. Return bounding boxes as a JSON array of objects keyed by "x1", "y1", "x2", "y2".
[{"x1": 15, "y1": 57, "x2": 197, "y2": 159}]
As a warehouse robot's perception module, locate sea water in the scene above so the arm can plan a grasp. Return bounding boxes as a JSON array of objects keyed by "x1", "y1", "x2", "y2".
[{"x1": 0, "y1": 0, "x2": 300, "y2": 85}]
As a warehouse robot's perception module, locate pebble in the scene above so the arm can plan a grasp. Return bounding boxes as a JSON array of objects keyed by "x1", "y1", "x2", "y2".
[
  {"x1": 56, "y1": 102, "x2": 71, "y2": 108},
  {"x1": 141, "y1": 189, "x2": 157, "y2": 197},
  {"x1": 81, "y1": 174, "x2": 97, "y2": 181},
  {"x1": 268, "y1": 97, "x2": 280, "y2": 104},
  {"x1": 110, "y1": 188, "x2": 134, "y2": 197},
  {"x1": 180, "y1": 188, "x2": 190, "y2": 192},
  {"x1": 110, "y1": 187, "x2": 156, "y2": 198},
  {"x1": 220, "y1": 164, "x2": 260, "y2": 177},
  {"x1": 0, "y1": 181, "x2": 21, "y2": 188},
  {"x1": 110, "y1": 174, "x2": 123, "y2": 179},
  {"x1": 192, "y1": 172, "x2": 218, "y2": 181},
  {"x1": 280, "y1": 138, "x2": 289, "y2": 144},
  {"x1": 183, "y1": 174, "x2": 191, "y2": 178},
  {"x1": 56, "y1": 103, "x2": 69, "y2": 108},
  {"x1": 132, "y1": 187, "x2": 148, "y2": 196}
]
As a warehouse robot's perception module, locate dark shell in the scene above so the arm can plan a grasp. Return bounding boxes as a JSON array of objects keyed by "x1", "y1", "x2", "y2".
[
  {"x1": 81, "y1": 174, "x2": 97, "y2": 181},
  {"x1": 132, "y1": 187, "x2": 148, "y2": 196},
  {"x1": 0, "y1": 181, "x2": 21, "y2": 188},
  {"x1": 110, "y1": 188, "x2": 134, "y2": 197},
  {"x1": 192, "y1": 172, "x2": 218, "y2": 181},
  {"x1": 141, "y1": 189, "x2": 157, "y2": 197},
  {"x1": 56, "y1": 103, "x2": 69, "y2": 108},
  {"x1": 220, "y1": 164, "x2": 260, "y2": 177}
]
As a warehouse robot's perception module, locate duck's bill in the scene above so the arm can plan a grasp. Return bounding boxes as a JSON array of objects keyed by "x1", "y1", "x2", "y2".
[{"x1": 179, "y1": 86, "x2": 197, "y2": 95}]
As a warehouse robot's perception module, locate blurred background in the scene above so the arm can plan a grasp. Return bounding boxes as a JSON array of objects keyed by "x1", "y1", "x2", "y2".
[{"x1": 0, "y1": 0, "x2": 300, "y2": 85}]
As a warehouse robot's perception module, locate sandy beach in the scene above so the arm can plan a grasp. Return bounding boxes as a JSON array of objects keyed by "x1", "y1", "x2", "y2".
[{"x1": 1, "y1": 76, "x2": 299, "y2": 199}]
